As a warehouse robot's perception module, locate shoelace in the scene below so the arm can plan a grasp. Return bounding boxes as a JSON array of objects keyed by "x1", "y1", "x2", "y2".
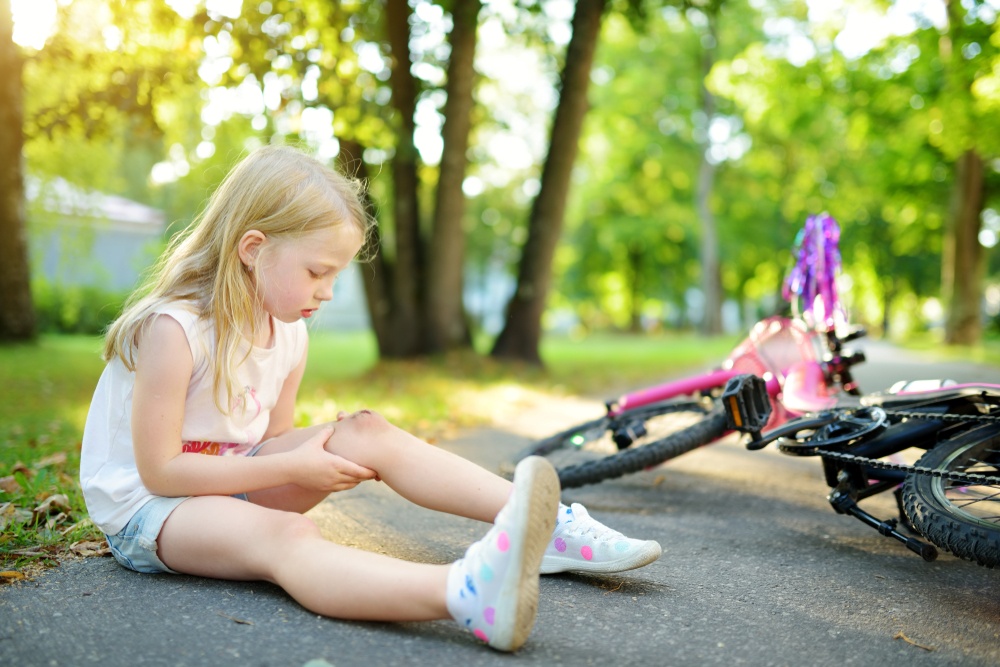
[{"x1": 559, "y1": 513, "x2": 625, "y2": 543}]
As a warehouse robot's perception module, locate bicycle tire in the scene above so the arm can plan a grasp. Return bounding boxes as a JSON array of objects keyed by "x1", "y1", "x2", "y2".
[
  {"x1": 556, "y1": 411, "x2": 728, "y2": 488},
  {"x1": 901, "y1": 424, "x2": 1000, "y2": 569},
  {"x1": 512, "y1": 400, "x2": 706, "y2": 459},
  {"x1": 508, "y1": 400, "x2": 709, "y2": 478}
]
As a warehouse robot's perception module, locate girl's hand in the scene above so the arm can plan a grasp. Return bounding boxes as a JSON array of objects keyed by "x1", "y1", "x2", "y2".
[{"x1": 289, "y1": 426, "x2": 379, "y2": 492}]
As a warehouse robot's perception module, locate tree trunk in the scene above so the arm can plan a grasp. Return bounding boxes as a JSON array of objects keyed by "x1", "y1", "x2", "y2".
[
  {"x1": 424, "y1": 0, "x2": 481, "y2": 353},
  {"x1": 383, "y1": 0, "x2": 424, "y2": 357},
  {"x1": 942, "y1": 149, "x2": 984, "y2": 345},
  {"x1": 628, "y1": 242, "x2": 643, "y2": 333},
  {"x1": 491, "y1": 0, "x2": 607, "y2": 364},
  {"x1": 338, "y1": 139, "x2": 393, "y2": 348},
  {"x1": 0, "y1": 0, "x2": 36, "y2": 342},
  {"x1": 696, "y1": 9, "x2": 722, "y2": 335}
]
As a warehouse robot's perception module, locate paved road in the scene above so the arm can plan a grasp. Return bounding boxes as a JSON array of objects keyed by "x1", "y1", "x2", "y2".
[{"x1": 2, "y1": 341, "x2": 998, "y2": 667}]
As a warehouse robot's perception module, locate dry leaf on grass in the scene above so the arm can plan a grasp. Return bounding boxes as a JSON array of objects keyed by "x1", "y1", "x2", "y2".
[
  {"x1": 70, "y1": 540, "x2": 110, "y2": 558},
  {"x1": 33, "y1": 493, "x2": 71, "y2": 517},
  {"x1": 34, "y1": 452, "x2": 68, "y2": 469},
  {"x1": 0, "y1": 502, "x2": 33, "y2": 531},
  {"x1": 10, "y1": 462, "x2": 32, "y2": 477},
  {"x1": 0, "y1": 475, "x2": 23, "y2": 494}
]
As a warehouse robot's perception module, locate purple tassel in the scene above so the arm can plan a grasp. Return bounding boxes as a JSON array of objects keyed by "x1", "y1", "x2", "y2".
[{"x1": 782, "y1": 213, "x2": 845, "y2": 331}]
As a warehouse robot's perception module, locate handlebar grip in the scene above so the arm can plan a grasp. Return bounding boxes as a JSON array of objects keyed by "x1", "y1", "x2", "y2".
[
  {"x1": 841, "y1": 326, "x2": 867, "y2": 343},
  {"x1": 843, "y1": 350, "x2": 866, "y2": 367}
]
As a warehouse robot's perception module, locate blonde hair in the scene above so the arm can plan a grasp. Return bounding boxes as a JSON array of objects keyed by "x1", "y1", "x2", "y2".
[{"x1": 105, "y1": 144, "x2": 372, "y2": 411}]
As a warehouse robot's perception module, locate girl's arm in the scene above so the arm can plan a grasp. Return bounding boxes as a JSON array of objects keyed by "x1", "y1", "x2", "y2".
[{"x1": 130, "y1": 315, "x2": 342, "y2": 497}]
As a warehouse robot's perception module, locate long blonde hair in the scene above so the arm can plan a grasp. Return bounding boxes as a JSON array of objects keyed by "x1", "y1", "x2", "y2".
[{"x1": 105, "y1": 144, "x2": 372, "y2": 410}]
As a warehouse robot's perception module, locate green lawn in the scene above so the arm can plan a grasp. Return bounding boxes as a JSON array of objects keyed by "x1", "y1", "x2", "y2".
[{"x1": 901, "y1": 332, "x2": 1000, "y2": 367}]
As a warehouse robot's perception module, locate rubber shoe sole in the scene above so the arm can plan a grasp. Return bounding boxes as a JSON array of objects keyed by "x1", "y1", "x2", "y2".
[
  {"x1": 488, "y1": 456, "x2": 560, "y2": 651},
  {"x1": 539, "y1": 540, "x2": 662, "y2": 575}
]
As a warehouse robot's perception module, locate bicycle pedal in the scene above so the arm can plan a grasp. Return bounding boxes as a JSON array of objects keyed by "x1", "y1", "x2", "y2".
[{"x1": 722, "y1": 374, "x2": 773, "y2": 447}]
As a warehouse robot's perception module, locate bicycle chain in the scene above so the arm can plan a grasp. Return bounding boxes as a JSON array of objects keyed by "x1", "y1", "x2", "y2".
[{"x1": 815, "y1": 407, "x2": 1000, "y2": 486}]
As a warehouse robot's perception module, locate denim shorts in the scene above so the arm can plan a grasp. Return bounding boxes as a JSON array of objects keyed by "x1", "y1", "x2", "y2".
[
  {"x1": 105, "y1": 495, "x2": 190, "y2": 574},
  {"x1": 105, "y1": 443, "x2": 267, "y2": 574}
]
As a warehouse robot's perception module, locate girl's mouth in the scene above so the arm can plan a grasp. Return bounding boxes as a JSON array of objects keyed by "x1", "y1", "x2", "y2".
[{"x1": 301, "y1": 309, "x2": 316, "y2": 318}]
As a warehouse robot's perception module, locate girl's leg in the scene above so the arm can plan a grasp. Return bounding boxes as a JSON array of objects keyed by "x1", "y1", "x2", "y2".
[
  {"x1": 157, "y1": 495, "x2": 451, "y2": 621},
  {"x1": 246, "y1": 413, "x2": 663, "y2": 579},
  {"x1": 159, "y1": 456, "x2": 560, "y2": 651},
  {"x1": 249, "y1": 411, "x2": 512, "y2": 520}
]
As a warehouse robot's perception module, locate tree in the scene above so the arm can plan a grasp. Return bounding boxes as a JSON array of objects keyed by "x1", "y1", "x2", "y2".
[
  {"x1": 491, "y1": 0, "x2": 608, "y2": 363},
  {"x1": 425, "y1": 0, "x2": 482, "y2": 353},
  {"x1": 211, "y1": 0, "x2": 483, "y2": 358},
  {"x1": 358, "y1": 0, "x2": 484, "y2": 356},
  {"x1": 691, "y1": 1, "x2": 723, "y2": 335},
  {"x1": 0, "y1": 0, "x2": 36, "y2": 341},
  {"x1": 937, "y1": 0, "x2": 996, "y2": 345}
]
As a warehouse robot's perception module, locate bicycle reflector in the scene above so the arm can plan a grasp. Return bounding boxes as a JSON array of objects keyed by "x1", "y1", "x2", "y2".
[{"x1": 722, "y1": 374, "x2": 772, "y2": 448}]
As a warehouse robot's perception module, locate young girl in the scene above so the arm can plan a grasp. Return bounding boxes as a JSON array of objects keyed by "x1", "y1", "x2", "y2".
[{"x1": 79, "y1": 145, "x2": 661, "y2": 652}]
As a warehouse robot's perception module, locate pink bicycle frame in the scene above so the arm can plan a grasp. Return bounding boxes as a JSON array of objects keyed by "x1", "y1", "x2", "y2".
[{"x1": 607, "y1": 316, "x2": 839, "y2": 424}]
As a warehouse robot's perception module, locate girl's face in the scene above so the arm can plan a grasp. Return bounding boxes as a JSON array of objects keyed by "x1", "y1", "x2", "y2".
[{"x1": 250, "y1": 223, "x2": 363, "y2": 325}]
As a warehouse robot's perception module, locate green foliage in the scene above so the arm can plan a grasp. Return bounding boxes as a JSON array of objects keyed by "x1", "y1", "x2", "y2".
[
  {"x1": 12, "y1": 0, "x2": 1000, "y2": 350},
  {"x1": 31, "y1": 280, "x2": 125, "y2": 335}
]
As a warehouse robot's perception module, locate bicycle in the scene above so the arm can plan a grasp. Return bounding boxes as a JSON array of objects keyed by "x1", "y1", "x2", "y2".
[
  {"x1": 512, "y1": 214, "x2": 1000, "y2": 567},
  {"x1": 722, "y1": 375, "x2": 1000, "y2": 568},
  {"x1": 512, "y1": 213, "x2": 865, "y2": 489}
]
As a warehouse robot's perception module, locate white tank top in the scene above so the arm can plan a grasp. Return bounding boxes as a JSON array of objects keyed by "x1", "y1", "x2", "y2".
[{"x1": 79, "y1": 303, "x2": 307, "y2": 535}]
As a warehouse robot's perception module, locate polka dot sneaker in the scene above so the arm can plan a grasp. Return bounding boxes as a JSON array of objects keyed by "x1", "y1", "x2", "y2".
[
  {"x1": 446, "y1": 456, "x2": 560, "y2": 652},
  {"x1": 539, "y1": 503, "x2": 662, "y2": 575}
]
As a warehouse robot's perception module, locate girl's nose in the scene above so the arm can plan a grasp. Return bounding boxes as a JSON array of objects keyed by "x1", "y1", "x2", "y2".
[{"x1": 317, "y1": 277, "x2": 335, "y2": 301}]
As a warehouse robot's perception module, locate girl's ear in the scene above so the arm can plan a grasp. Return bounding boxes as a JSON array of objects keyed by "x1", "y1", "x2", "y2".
[{"x1": 238, "y1": 230, "x2": 266, "y2": 269}]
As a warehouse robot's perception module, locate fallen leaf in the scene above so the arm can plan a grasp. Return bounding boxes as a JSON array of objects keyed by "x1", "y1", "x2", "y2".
[
  {"x1": 70, "y1": 540, "x2": 111, "y2": 558},
  {"x1": 44, "y1": 512, "x2": 70, "y2": 530},
  {"x1": 0, "y1": 475, "x2": 22, "y2": 494},
  {"x1": 0, "y1": 571, "x2": 26, "y2": 582},
  {"x1": 60, "y1": 517, "x2": 95, "y2": 536},
  {"x1": 0, "y1": 502, "x2": 33, "y2": 531},
  {"x1": 10, "y1": 462, "x2": 32, "y2": 478},
  {"x1": 34, "y1": 452, "x2": 67, "y2": 468},
  {"x1": 33, "y1": 494, "x2": 71, "y2": 517}
]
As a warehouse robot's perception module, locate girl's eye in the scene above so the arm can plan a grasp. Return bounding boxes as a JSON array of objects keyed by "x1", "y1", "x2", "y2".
[{"x1": 309, "y1": 270, "x2": 323, "y2": 278}]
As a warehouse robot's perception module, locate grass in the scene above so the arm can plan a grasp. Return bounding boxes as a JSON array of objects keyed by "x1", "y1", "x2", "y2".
[
  {"x1": 0, "y1": 335, "x2": 108, "y2": 577},
  {"x1": 899, "y1": 332, "x2": 1000, "y2": 367},
  {"x1": 0, "y1": 329, "x2": 734, "y2": 576}
]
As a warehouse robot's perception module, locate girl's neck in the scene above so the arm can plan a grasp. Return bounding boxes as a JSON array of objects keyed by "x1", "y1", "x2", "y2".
[{"x1": 249, "y1": 314, "x2": 275, "y2": 349}]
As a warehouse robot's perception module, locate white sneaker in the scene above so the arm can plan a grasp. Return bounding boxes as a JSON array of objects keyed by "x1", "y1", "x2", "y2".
[
  {"x1": 446, "y1": 456, "x2": 560, "y2": 651},
  {"x1": 540, "y1": 503, "x2": 662, "y2": 575}
]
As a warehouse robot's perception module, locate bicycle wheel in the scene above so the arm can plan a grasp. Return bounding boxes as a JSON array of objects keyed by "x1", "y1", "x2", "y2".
[
  {"x1": 901, "y1": 424, "x2": 1000, "y2": 568},
  {"x1": 512, "y1": 400, "x2": 722, "y2": 488}
]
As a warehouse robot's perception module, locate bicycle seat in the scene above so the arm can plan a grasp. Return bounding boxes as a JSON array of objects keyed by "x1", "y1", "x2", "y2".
[{"x1": 780, "y1": 361, "x2": 838, "y2": 414}]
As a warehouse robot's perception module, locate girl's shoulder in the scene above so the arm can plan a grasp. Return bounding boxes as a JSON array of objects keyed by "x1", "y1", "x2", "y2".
[
  {"x1": 151, "y1": 300, "x2": 213, "y2": 366},
  {"x1": 153, "y1": 301, "x2": 211, "y2": 336}
]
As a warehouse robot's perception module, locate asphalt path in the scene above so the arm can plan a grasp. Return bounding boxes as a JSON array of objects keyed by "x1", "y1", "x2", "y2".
[{"x1": 2, "y1": 340, "x2": 999, "y2": 667}]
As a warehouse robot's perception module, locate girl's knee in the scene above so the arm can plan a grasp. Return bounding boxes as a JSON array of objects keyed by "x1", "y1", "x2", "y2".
[
  {"x1": 333, "y1": 409, "x2": 392, "y2": 436},
  {"x1": 276, "y1": 512, "x2": 323, "y2": 544}
]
